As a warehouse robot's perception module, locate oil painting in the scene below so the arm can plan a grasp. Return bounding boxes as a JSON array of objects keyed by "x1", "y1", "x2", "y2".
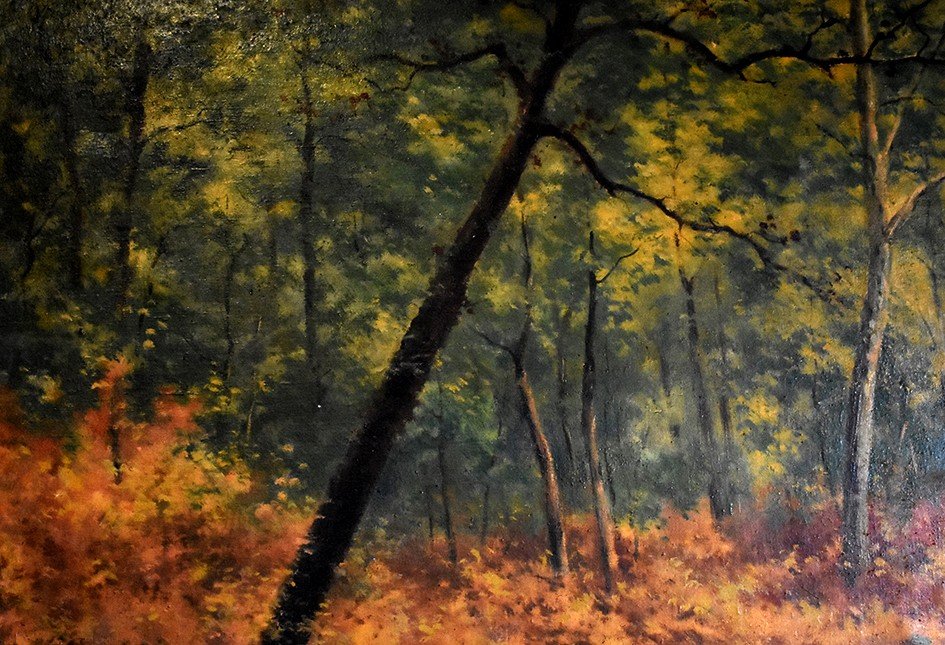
[{"x1": 3, "y1": 0, "x2": 945, "y2": 643}]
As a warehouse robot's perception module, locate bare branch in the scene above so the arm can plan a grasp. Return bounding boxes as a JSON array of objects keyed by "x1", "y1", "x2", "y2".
[
  {"x1": 374, "y1": 43, "x2": 528, "y2": 95},
  {"x1": 147, "y1": 111, "x2": 209, "y2": 142},
  {"x1": 885, "y1": 169, "x2": 945, "y2": 238},
  {"x1": 596, "y1": 248, "x2": 639, "y2": 284},
  {"x1": 574, "y1": 13, "x2": 945, "y2": 80},
  {"x1": 867, "y1": 0, "x2": 936, "y2": 57},
  {"x1": 474, "y1": 327, "x2": 515, "y2": 358},
  {"x1": 537, "y1": 122, "x2": 840, "y2": 304},
  {"x1": 880, "y1": 25, "x2": 945, "y2": 161},
  {"x1": 816, "y1": 123, "x2": 856, "y2": 159}
]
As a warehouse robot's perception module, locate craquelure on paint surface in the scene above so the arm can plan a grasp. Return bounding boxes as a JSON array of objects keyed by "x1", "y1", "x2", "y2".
[{"x1": 3, "y1": 1, "x2": 945, "y2": 643}]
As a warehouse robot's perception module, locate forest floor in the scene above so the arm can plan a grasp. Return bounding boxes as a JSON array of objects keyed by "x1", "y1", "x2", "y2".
[
  {"x1": 3, "y1": 389, "x2": 945, "y2": 644},
  {"x1": 315, "y1": 507, "x2": 945, "y2": 645}
]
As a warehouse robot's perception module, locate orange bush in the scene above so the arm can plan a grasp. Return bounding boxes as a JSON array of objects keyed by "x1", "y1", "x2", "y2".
[
  {"x1": 3, "y1": 371, "x2": 945, "y2": 643},
  {"x1": 0, "y1": 373, "x2": 308, "y2": 644}
]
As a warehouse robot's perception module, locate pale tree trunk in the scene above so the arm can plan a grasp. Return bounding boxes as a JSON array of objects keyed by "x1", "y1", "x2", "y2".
[
  {"x1": 514, "y1": 355, "x2": 570, "y2": 577},
  {"x1": 262, "y1": 6, "x2": 581, "y2": 641},
  {"x1": 581, "y1": 230, "x2": 618, "y2": 593},
  {"x1": 841, "y1": 0, "x2": 892, "y2": 583},
  {"x1": 501, "y1": 215, "x2": 570, "y2": 578}
]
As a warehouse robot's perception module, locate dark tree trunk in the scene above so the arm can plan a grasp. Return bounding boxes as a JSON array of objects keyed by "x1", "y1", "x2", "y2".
[
  {"x1": 435, "y1": 399, "x2": 458, "y2": 569},
  {"x1": 298, "y1": 72, "x2": 325, "y2": 402},
  {"x1": 221, "y1": 240, "x2": 245, "y2": 384},
  {"x1": 421, "y1": 463, "x2": 436, "y2": 542},
  {"x1": 114, "y1": 39, "x2": 151, "y2": 324},
  {"x1": 656, "y1": 339, "x2": 681, "y2": 441},
  {"x1": 554, "y1": 307, "x2": 578, "y2": 484},
  {"x1": 60, "y1": 94, "x2": 85, "y2": 291},
  {"x1": 581, "y1": 230, "x2": 618, "y2": 593},
  {"x1": 480, "y1": 406, "x2": 505, "y2": 544},
  {"x1": 262, "y1": 7, "x2": 580, "y2": 641},
  {"x1": 679, "y1": 269, "x2": 729, "y2": 519},
  {"x1": 810, "y1": 375, "x2": 836, "y2": 494},
  {"x1": 713, "y1": 274, "x2": 739, "y2": 512}
]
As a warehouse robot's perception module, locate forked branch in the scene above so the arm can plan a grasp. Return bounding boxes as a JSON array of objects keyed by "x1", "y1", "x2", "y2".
[{"x1": 885, "y1": 169, "x2": 945, "y2": 238}]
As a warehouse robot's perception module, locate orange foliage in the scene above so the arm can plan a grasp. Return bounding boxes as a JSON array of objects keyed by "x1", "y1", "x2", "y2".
[
  {"x1": 315, "y1": 504, "x2": 945, "y2": 644},
  {"x1": 3, "y1": 371, "x2": 945, "y2": 643},
  {"x1": 0, "y1": 375, "x2": 308, "y2": 644}
]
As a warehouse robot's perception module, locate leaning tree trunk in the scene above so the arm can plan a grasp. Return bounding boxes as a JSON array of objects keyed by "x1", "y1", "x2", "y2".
[
  {"x1": 261, "y1": 7, "x2": 579, "y2": 640},
  {"x1": 581, "y1": 230, "x2": 618, "y2": 593},
  {"x1": 841, "y1": 0, "x2": 892, "y2": 584},
  {"x1": 679, "y1": 270, "x2": 730, "y2": 519},
  {"x1": 513, "y1": 354, "x2": 570, "y2": 577}
]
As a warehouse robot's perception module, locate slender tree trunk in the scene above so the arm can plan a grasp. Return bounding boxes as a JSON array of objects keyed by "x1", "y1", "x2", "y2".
[
  {"x1": 923, "y1": 252, "x2": 945, "y2": 427},
  {"x1": 222, "y1": 242, "x2": 242, "y2": 383},
  {"x1": 262, "y1": 8, "x2": 580, "y2": 640},
  {"x1": 582, "y1": 230, "x2": 618, "y2": 593},
  {"x1": 435, "y1": 402, "x2": 458, "y2": 569},
  {"x1": 713, "y1": 274, "x2": 740, "y2": 511},
  {"x1": 114, "y1": 39, "x2": 151, "y2": 323},
  {"x1": 602, "y1": 443, "x2": 619, "y2": 512},
  {"x1": 810, "y1": 375, "x2": 836, "y2": 494},
  {"x1": 106, "y1": 41, "x2": 149, "y2": 487},
  {"x1": 298, "y1": 72, "x2": 324, "y2": 403},
  {"x1": 554, "y1": 307, "x2": 578, "y2": 483},
  {"x1": 502, "y1": 214, "x2": 570, "y2": 578},
  {"x1": 841, "y1": 0, "x2": 892, "y2": 583},
  {"x1": 514, "y1": 356, "x2": 570, "y2": 577},
  {"x1": 421, "y1": 463, "x2": 436, "y2": 542},
  {"x1": 480, "y1": 408, "x2": 505, "y2": 544},
  {"x1": 60, "y1": 94, "x2": 85, "y2": 291},
  {"x1": 656, "y1": 340, "x2": 681, "y2": 441},
  {"x1": 679, "y1": 270, "x2": 729, "y2": 519}
]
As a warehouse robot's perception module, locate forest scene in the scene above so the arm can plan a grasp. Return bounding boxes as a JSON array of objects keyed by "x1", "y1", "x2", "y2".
[{"x1": 4, "y1": 0, "x2": 945, "y2": 642}]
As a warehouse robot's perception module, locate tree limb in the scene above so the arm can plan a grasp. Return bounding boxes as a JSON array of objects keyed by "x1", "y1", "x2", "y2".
[
  {"x1": 596, "y1": 248, "x2": 639, "y2": 284},
  {"x1": 885, "y1": 169, "x2": 945, "y2": 238},
  {"x1": 536, "y1": 122, "x2": 840, "y2": 304},
  {"x1": 474, "y1": 327, "x2": 515, "y2": 358},
  {"x1": 374, "y1": 43, "x2": 528, "y2": 95},
  {"x1": 574, "y1": 13, "x2": 945, "y2": 80}
]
